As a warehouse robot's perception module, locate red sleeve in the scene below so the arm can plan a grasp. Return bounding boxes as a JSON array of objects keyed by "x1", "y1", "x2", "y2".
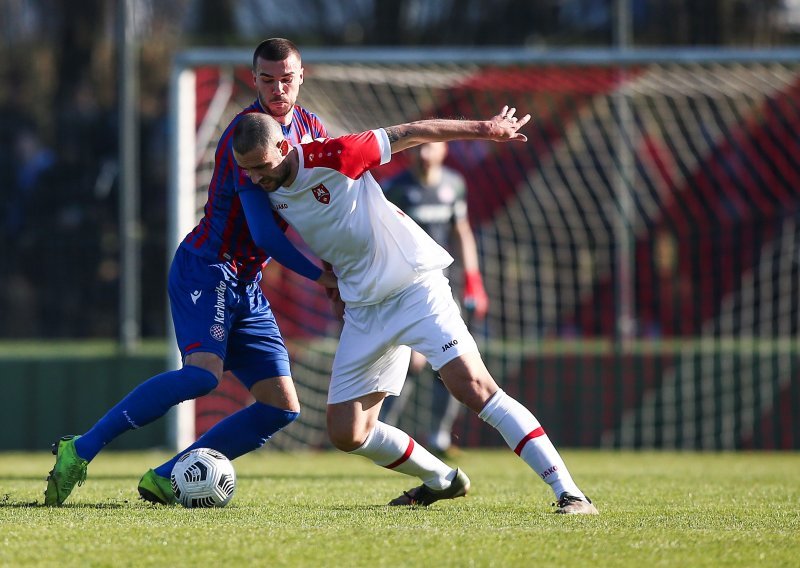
[{"x1": 301, "y1": 131, "x2": 381, "y2": 180}]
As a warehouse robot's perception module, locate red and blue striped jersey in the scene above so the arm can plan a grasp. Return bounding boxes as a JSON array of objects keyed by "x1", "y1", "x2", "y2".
[{"x1": 180, "y1": 99, "x2": 327, "y2": 281}]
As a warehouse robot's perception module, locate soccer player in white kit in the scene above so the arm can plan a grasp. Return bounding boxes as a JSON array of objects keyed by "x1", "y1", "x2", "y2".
[{"x1": 231, "y1": 106, "x2": 598, "y2": 514}]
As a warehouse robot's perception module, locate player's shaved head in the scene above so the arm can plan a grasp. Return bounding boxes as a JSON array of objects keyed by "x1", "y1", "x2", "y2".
[
  {"x1": 252, "y1": 38, "x2": 301, "y2": 68},
  {"x1": 233, "y1": 113, "x2": 284, "y2": 155}
]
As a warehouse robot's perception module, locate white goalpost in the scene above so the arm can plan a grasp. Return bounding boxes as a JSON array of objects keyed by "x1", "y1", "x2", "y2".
[{"x1": 167, "y1": 47, "x2": 800, "y2": 452}]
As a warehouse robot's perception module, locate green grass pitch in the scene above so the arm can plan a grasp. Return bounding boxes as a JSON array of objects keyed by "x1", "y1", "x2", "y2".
[{"x1": 1, "y1": 449, "x2": 798, "y2": 567}]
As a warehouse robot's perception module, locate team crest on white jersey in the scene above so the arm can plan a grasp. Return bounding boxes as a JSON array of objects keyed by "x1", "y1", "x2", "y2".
[{"x1": 311, "y1": 183, "x2": 331, "y2": 204}]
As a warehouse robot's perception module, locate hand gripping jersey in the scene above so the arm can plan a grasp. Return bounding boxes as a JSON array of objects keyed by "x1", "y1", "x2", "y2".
[
  {"x1": 269, "y1": 129, "x2": 453, "y2": 306},
  {"x1": 181, "y1": 100, "x2": 327, "y2": 281}
]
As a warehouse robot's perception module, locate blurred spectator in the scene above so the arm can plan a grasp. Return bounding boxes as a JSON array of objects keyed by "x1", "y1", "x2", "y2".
[
  {"x1": 0, "y1": 67, "x2": 36, "y2": 233},
  {"x1": 2, "y1": 125, "x2": 54, "y2": 337},
  {"x1": 26, "y1": 77, "x2": 119, "y2": 337},
  {"x1": 5, "y1": 126, "x2": 56, "y2": 237}
]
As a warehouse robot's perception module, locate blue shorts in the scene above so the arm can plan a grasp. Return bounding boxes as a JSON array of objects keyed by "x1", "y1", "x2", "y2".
[{"x1": 168, "y1": 247, "x2": 291, "y2": 389}]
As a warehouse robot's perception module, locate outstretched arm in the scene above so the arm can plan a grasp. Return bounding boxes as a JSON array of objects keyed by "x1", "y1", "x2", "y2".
[{"x1": 384, "y1": 106, "x2": 530, "y2": 154}]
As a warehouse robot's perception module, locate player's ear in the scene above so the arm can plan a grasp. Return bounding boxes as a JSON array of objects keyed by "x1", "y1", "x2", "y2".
[
  {"x1": 298, "y1": 68, "x2": 304, "y2": 86},
  {"x1": 279, "y1": 139, "x2": 290, "y2": 156}
]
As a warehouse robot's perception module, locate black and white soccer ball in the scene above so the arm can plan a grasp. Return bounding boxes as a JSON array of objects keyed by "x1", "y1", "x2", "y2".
[{"x1": 170, "y1": 448, "x2": 236, "y2": 508}]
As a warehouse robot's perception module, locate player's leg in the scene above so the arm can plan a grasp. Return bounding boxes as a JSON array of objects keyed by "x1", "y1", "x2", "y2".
[
  {"x1": 438, "y1": 353, "x2": 597, "y2": 514},
  {"x1": 59, "y1": 250, "x2": 230, "y2": 507},
  {"x1": 80, "y1": 352, "x2": 221, "y2": 461},
  {"x1": 44, "y1": 352, "x2": 220, "y2": 506},
  {"x1": 140, "y1": 279, "x2": 299, "y2": 504},
  {"x1": 148, "y1": 376, "x2": 299, "y2": 477},
  {"x1": 141, "y1": 376, "x2": 299, "y2": 505},
  {"x1": 378, "y1": 351, "x2": 425, "y2": 426},
  {"x1": 328, "y1": 392, "x2": 469, "y2": 506},
  {"x1": 427, "y1": 370, "x2": 463, "y2": 456},
  {"x1": 185, "y1": 279, "x2": 301, "y2": 459},
  {"x1": 45, "y1": 252, "x2": 226, "y2": 505},
  {"x1": 327, "y1": 300, "x2": 469, "y2": 506},
  {"x1": 409, "y1": 271, "x2": 597, "y2": 514},
  {"x1": 132, "y1": 352, "x2": 224, "y2": 505}
]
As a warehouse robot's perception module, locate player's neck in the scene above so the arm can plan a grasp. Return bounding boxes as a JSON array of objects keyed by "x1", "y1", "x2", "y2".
[{"x1": 273, "y1": 111, "x2": 293, "y2": 126}]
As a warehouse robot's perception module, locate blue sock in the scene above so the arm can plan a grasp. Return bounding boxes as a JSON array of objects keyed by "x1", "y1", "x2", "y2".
[
  {"x1": 154, "y1": 402, "x2": 299, "y2": 478},
  {"x1": 74, "y1": 366, "x2": 218, "y2": 461}
]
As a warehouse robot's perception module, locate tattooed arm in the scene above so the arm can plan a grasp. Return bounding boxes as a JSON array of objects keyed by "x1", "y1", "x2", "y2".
[{"x1": 384, "y1": 105, "x2": 531, "y2": 154}]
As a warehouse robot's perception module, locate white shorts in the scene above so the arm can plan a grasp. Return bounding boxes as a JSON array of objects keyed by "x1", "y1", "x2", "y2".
[{"x1": 327, "y1": 271, "x2": 479, "y2": 404}]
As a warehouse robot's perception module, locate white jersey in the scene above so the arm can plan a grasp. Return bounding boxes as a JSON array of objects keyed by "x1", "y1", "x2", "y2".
[{"x1": 269, "y1": 129, "x2": 453, "y2": 306}]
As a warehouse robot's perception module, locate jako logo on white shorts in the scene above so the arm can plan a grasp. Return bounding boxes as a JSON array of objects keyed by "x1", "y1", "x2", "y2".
[
  {"x1": 209, "y1": 324, "x2": 226, "y2": 341},
  {"x1": 441, "y1": 339, "x2": 459, "y2": 352}
]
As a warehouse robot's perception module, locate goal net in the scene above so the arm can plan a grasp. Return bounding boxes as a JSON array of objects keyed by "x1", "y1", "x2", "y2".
[{"x1": 169, "y1": 48, "x2": 800, "y2": 451}]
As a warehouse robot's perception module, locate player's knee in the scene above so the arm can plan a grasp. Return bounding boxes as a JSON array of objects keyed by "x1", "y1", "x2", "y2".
[
  {"x1": 327, "y1": 427, "x2": 364, "y2": 452},
  {"x1": 447, "y1": 374, "x2": 496, "y2": 413},
  {"x1": 277, "y1": 408, "x2": 300, "y2": 429},
  {"x1": 249, "y1": 377, "x2": 300, "y2": 413},
  {"x1": 241, "y1": 404, "x2": 300, "y2": 450},
  {"x1": 252, "y1": 402, "x2": 299, "y2": 430},
  {"x1": 181, "y1": 365, "x2": 220, "y2": 395},
  {"x1": 252, "y1": 391, "x2": 301, "y2": 414},
  {"x1": 183, "y1": 352, "x2": 224, "y2": 383}
]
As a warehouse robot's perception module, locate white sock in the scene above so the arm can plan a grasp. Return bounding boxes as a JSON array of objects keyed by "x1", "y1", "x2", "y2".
[
  {"x1": 478, "y1": 389, "x2": 585, "y2": 500},
  {"x1": 349, "y1": 421, "x2": 456, "y2": 489}
]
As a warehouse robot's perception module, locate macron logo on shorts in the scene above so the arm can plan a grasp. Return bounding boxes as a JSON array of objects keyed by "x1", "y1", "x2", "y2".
[{"x1": 190, "y1": 290, "x2": 202, "y2": 304}]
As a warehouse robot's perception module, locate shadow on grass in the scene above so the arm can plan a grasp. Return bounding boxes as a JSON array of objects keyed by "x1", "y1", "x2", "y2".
[
  {"x1": 0, "y1": 497, "x2": 126, "y2": 509},
  {"x1": 1, "y1": 473, "x2": 386, "y2": 482},
  {"x1": 0, "y1": 474, "x2": 141, "y2": 482},
  {"x1": 235, "y1": 473, "x2": 390, "y2": 482},
  {"x1": 325, "y1": 504, "x2": 459, "y2": 514}
]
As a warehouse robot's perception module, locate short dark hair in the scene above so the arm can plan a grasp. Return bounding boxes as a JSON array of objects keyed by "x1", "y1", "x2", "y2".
[
  {"x1": 233, "y1": 113, "x2": 280, "y2": 156},
  {"x1": 252, "y1": 38, "x2": 301, "y2": 69}
]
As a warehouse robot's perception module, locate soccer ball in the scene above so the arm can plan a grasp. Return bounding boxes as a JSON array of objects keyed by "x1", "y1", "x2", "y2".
[{"x1": 170, "y1": 448, "x2": 236, "y2": 508}]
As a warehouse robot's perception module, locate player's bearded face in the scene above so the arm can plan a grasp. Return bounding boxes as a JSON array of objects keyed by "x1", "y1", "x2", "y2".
[
  {"x1": 253, "y1": 55, "x2": 303, "y2": 122},
  {"x1": 235, "y1": 146, "x2": 291, "y2": 192}
]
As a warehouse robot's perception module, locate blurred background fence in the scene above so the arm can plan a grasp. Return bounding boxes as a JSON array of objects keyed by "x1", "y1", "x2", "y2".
[
  {"x1": 180, "y1": 48, "x2": 800, "y2": 451},
  {"x1": 1, "y1": 0, "x2": 798, "y2": 451}
]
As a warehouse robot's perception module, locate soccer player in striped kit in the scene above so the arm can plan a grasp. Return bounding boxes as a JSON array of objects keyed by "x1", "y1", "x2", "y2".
[
  {"x1": 45, "y1": 39, "x2": 336, "y2": 506},
  {"x1": 231, "y1": 107, "x2": 599, "y2": 514}
]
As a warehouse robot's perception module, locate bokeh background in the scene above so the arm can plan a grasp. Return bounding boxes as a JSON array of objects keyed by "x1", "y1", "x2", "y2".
[{"x1": 1, "y1": 0, "x2": 798, "y2": 451}]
